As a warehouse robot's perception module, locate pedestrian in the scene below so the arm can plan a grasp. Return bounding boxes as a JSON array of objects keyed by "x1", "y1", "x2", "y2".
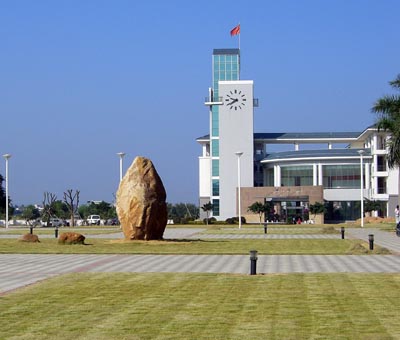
[{"x1": 395, "y1": 205, "x2": 400, "y2": 224}]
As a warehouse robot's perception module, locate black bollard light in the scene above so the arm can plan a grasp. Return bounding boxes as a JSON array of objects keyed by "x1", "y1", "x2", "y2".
[
  {"x1": 249, "y1": 250, "x2": 258, "y2": 275},
  {"x1": 55, "y1": 227, "x2": 59, "y2": 239},
  {"x1": 30, "y1": 226, "x2": 33, "y2": 234},
  {"x1": 264, "y1": 223, "x2": 268, "y2": 234},
  {"x1": 368, "y1": 234, "x2": 374, "y2": 250},
  {"x1": 341, "y1": 227, "x2": 345, "y2": 239}
]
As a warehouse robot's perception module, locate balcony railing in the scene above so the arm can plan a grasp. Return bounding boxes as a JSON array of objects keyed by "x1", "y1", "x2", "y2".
[
  {"x1": 377, "y1": 164, "x2": 387, "y2": 172},
  {"x1": 205, "y1": 97, "x2": 260, "y2": 107},
  {"x1": 377, "y1": 186, "x2": 387, "y2": 194},
  {"x1": 204, "y1": 96, "x2": 223, "y2": 104}
]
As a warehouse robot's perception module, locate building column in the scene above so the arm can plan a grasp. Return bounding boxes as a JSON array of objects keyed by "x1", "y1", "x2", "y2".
[
  {"x1": 313, "y1": 164, "x2": 318, "y2": 186},
  {"x1": 274, "y1": 165, "x2": 281, "y2": 187},
  {"x1": 365, "y1": 162, "x2": 370, "y2": 190},
  {"x1": 372, "y1": 134, "x2": 377, "y2": 153},
  {"x1": 318, "y1": 163, "x2": 323, "y2": 186}
]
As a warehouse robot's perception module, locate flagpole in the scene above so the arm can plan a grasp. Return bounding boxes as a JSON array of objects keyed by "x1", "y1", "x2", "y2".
[
  {"x1": 238, "y1": 23, "x2": 240, "y2": 79},
  {"x1": 238, "y1": 22, "x2": 241, "y2": 51},
  {"x1": 239, "y1": 32, "x2": 241, "y2": 80}
]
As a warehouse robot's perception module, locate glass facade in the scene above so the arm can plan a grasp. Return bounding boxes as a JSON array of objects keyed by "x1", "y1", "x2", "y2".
[
  {"x1": 212, "y1": 199, "x2": 220, "y2": 216},
  {"x1": 323, "y1": 165, "x2": 360, "y2": 189},
  {"x1": 325, "y1": 201, "x2": 361, "y2": 221},
  {"x1": 211, "y1": 107, "x2": 219, "y2": 137},
  {"x1": 281, "y1": 166, "x2": 313, "y2": 187},
  {"x1": 210, "y1": 49, "x2": 240, "y2": 216},
  {"x1": 265, "y1": 168, "x2": 274, "y2": 186},
  {"x1": 212, "y1": 179, "x2": 219, "y2": 196},
  {"x1": 211, "y1": 139, "x2": 219, "y2": 157},
  {"x1": 212, "y1": 159, "x2": 219, "y2": 177}
]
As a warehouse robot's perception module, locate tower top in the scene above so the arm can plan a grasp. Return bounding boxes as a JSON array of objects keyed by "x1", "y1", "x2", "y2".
[{"x1": 213, "y1": 48, "x2": 240, "y2": 55}]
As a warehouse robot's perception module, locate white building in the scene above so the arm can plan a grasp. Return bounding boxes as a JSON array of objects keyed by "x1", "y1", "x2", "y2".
[{"x1": 198, "y1": 48, "x2": 399, "y2": 223}]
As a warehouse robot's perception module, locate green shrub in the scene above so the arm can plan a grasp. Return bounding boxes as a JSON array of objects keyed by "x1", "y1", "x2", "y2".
[{"x1": 203, "y1": 217, "x2": 217, "y2": 225}]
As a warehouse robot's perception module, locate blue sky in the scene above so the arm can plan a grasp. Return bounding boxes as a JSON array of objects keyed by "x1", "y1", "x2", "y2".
[{"x1": 1, "y1": 0, "x2": 399, "y2": 206}]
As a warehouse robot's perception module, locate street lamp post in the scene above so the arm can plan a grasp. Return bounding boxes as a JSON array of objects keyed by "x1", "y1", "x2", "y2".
[
  {"x1": 3, "y1": 154, "x2": 11, "y2": 229},
  {"x1": 235, "y1": 151, "x2": 243, "y2": 229},
  {"x1": 116, "y1": 152, "x2": 126, "y2": 182},
  {"x1": 358, "y1": 150, "x2": 365, "y2": 227}
]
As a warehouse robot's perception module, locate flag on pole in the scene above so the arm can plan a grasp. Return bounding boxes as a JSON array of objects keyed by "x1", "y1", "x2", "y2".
[{"x1": 230, "y1": 24, "x2": 240, "y2": 36}]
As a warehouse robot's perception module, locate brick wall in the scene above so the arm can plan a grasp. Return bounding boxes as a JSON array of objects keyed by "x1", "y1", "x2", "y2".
[{"x1": 239, "y1": 186, "x2": 324, "y2": 223}]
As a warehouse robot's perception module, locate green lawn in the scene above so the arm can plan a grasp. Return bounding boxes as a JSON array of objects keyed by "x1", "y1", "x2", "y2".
[
  {"x1": 1, "y1": 272, "x2": 400, "y2": 339},
  {"x1": 0, "y1": 238, "x2": 390, "y2": 255}
]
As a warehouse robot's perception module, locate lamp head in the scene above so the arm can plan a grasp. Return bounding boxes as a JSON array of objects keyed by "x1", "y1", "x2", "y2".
[{"x1": 3, "y1": 154, "x2": 11, "y2": 160}]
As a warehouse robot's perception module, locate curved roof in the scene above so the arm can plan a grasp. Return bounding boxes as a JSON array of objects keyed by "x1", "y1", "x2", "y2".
[
  {"x1": 261, "y1": 148, "x2": 371, "y2": 163},
  {"x1": 196, "y1": 126, "x2": 383, "y2": 144},
  {"x1": 254, "y1": 132, "x2": 361, "y2": 143}
]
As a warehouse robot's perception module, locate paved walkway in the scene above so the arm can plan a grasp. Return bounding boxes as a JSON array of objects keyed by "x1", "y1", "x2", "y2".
[{"x1": 1, "y1": 227, "x2": 399, "y2": 295}]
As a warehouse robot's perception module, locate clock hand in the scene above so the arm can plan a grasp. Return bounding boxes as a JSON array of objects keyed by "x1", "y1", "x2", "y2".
[{"x1": 227, "y1": 98, "x2": 238, "y2": 105}]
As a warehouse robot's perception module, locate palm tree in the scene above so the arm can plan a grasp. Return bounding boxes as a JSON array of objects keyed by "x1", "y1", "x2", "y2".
[
  {"x1": 247, "y1": 201, "x2": 270, "y2": 226},
  {"x1": 372, "y1": 74, "x2": 400, "y2": 168},
  {"x1": 201, "y1": 201, "x2": 213, "y2": 226},
  {"x1": 309, "y1": 202, "x2": 326, "y2": 222}
]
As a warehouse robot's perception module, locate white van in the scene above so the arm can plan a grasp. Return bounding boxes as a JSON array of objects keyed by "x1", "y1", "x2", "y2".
[{"x1": 87, "y1": 215, "x2": 101, "y2": 225}]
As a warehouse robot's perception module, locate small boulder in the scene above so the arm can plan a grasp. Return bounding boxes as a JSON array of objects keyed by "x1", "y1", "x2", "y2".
[
  {"x1": 19, "y1": 234, "x2": 40, "y2": 243},
  {"x1": 58, "y1": 232, "x2": 85, "y2": 245}
]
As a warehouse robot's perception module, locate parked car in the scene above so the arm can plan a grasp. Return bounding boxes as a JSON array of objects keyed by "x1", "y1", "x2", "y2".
[
  {"x1": 41, "y1": 218, "x2": 64, "y2": 227},
  {"x1": 105, "y1": 218, "x2": 120, "y2": 226},
  {"x1": 87, "y1": 215, "x2": 101, "y2": 225}
]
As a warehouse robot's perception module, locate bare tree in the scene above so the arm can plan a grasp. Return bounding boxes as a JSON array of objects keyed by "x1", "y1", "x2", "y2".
[
  {"x1": 42, "y1": 192, "x2": 57, "y2": 226},
  {"x1": 63, "y1": 189, "x2": 80, "y2": 227}
]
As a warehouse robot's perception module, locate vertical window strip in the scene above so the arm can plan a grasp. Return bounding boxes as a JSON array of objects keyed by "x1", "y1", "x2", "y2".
[
  {"x1": 211, "y1": 139, "x2": 219, "y2": 157},
  {"x1": 212, "y1": 159, "x2": 219, "y2": 177}
]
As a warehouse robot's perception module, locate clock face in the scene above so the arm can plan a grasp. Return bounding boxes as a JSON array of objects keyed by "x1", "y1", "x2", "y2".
[{"x1": 225, "y1": 89, "x2": 247, "y2": 110}]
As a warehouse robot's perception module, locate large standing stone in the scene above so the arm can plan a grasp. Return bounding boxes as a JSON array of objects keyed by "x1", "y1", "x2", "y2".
[{"x1": 116, "y1": 156, "x2": 167, "y2": 240}]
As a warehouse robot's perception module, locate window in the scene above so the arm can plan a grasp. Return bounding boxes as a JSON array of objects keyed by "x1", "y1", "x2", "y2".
[
  {"x1": 211, "y1": 107, "x2": 219, "y2": 137},
  {"x1": 212, "y1": 160, "x2": 219, "y2": 177},
  {"x1": 378, "y1": 177, "x2": 387, "y2": 194},
  {"x1": 211, "y1": 139, "x2": 219, "y2": 157},
  {"x1": 265, "y1": 168, "x2": 274, "y2": 187},
  {"x1": 212, "y1": 199, "x2": 220, "y2": 216},
  {"x1": 377, "y1": 155, "x2": 387, "y2": 172},
  {"x1": 212, "y1": 180, "x2": 220, "y2": 196},
  {"x1": 323, "y1": 165, "x2": 360, "y2": 189},
  {"x1": 281, "y1": 166, "x2": 313, "y2": 187}
]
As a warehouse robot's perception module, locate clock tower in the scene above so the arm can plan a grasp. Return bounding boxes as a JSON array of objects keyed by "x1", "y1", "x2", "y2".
[
  {"x1": 218, "y1": 80, "x2": 254, "y2": 219},
  {"x1": 199, "y1": 48, "x2": 256, "y2": 220}
]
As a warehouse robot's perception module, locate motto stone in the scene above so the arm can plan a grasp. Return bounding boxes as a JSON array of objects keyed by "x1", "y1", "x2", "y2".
[
  {"x1": 19, "y1": 234, "x2": 40, "y2": 243},
  {"x1": 58, "y1": 232, "x2": 85, "y2": 245},
  {"x1": 116, "y1": 156, "x2": 167, "y2": 240}
]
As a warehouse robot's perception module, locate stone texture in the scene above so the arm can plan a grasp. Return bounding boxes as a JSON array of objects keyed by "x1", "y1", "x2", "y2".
[
  {"x1": 58, "y1": 232, "x2": 85, "y2": 245},
  {"x1": 116, "y1": 156, "x2": 167, "y2": 240},
  {"x1": 19, "y1": 234, "x2": 40, "y2": 243}
]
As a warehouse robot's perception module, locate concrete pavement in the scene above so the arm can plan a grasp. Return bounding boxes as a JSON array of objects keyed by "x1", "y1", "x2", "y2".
[{"x1": 1, "y1": 227, "x2": 400, "y2": 295}]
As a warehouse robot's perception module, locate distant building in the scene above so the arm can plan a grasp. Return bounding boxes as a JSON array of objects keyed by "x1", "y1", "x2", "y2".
[{"x1": 197, "y1": 48, "x2": 398, "y2": 223}]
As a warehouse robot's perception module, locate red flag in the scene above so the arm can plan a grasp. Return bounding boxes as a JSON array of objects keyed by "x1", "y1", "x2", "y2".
[{"x1": 230, "y1": 24, "x2": 240, "y2": 36}]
